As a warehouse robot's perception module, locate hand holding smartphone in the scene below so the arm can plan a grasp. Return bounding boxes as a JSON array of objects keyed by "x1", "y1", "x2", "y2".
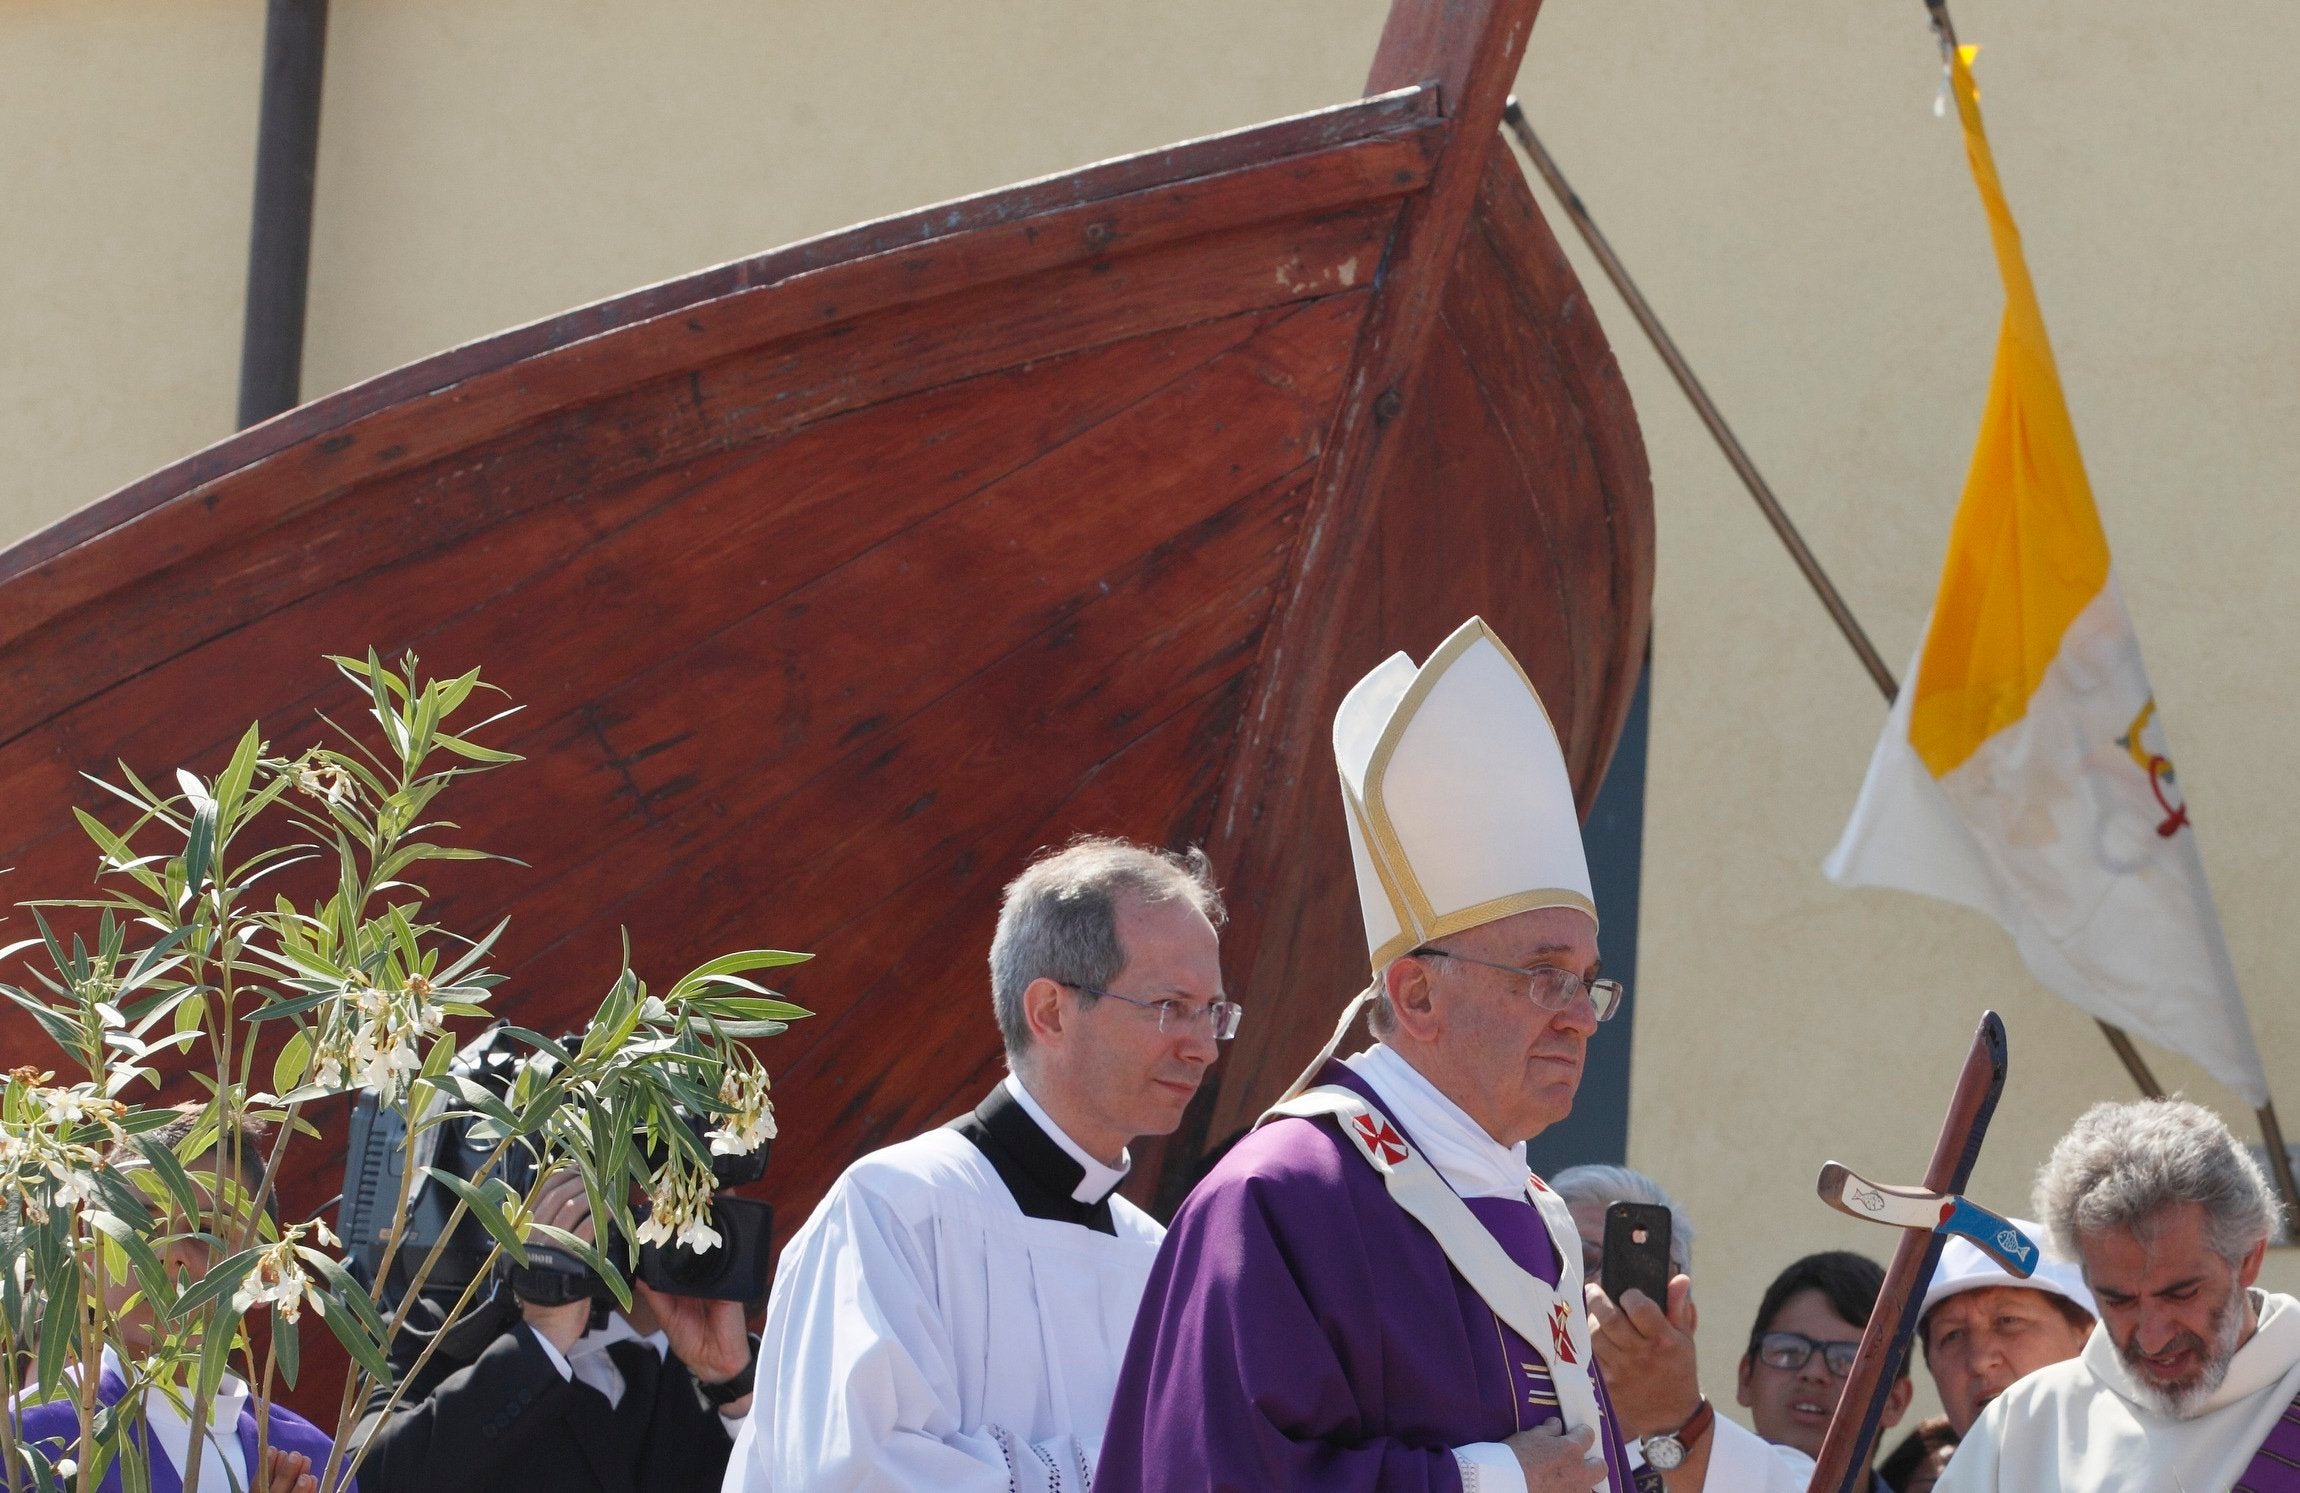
[{"x1": 1599, "y1": 1200, "x2": 1673, "y2": 1308}]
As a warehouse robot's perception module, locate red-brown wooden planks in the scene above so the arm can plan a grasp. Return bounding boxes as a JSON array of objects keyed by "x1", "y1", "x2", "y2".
[{"x1": 0, "y1": 0, "x2": 1653, "y2": 1425}]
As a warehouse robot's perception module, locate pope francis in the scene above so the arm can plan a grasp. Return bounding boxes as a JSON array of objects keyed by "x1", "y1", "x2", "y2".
[{"x1": 1097, "y1": 620, "x2": 1788, "y2": 1492}]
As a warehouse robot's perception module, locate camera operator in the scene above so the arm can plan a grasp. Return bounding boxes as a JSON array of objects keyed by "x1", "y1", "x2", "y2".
[{"x1": 347, "y1": 1169, "x2": 757, "y2": 1493}]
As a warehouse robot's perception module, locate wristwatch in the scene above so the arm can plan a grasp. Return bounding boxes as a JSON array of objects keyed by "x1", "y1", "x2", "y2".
[
  {"x1": 1641, "y1": 1397, "x2": 1714, "y2": 1472},
  {"x1": 692, "y1": 1333, "x2": 761, "y2": 1411}
]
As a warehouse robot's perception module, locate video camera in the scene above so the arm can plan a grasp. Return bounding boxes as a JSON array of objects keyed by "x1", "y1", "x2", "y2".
[{"x1": 340, "y1": 1025, "x2": 776, "y2": 1313}]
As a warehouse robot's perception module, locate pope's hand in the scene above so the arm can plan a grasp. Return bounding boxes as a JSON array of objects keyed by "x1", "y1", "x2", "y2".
[
  {"x1": 1585, "y1": 1273, "x2": 1701, "y2": 1440},
  {"x1": 1502, "y1": 1422, "x2": 1606, "y2": 1491}
]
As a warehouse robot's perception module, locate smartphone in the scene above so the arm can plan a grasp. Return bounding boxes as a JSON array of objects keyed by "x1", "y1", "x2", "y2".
[{"x1": 1600, "y1": 1201, "x2": 1674, "y2": 1307}]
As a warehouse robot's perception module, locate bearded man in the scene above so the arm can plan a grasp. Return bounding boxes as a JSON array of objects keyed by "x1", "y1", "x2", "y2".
[{"x1": 1937, "y1": 1097, "x2": 2298, "y2": 1491}]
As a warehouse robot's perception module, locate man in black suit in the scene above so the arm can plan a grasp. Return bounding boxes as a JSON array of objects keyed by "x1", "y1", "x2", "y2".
[{"x1": 349, "y1": 1170, "x2": 757, "y2": 1493}]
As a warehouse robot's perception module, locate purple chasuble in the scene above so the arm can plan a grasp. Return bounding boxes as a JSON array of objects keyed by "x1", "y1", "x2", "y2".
[
  {"x1": 2236, "y1": 1387, "x2": 2300, "y2": 1492},
  {"x1": 1097, "y1": 1060, "x2": 1632, "y2": 1492},
  {"x1": 13, "y1": 1368, "x2": 351, "y2": 1493}
]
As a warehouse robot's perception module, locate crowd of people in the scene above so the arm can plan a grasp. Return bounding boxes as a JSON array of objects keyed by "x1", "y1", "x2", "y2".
[{"x1": 16, "y1": 617, "x2": 2299, "y2": 1492}]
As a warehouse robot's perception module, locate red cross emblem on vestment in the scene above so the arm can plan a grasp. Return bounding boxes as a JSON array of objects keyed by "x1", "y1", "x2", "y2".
[
  {"x1": 1528, "y1": 1172, "x2": 1550, "y2": 1193},
  {"x1": 1350, "y1": 1113, "x2": 1409, "y2": 1167},
  {"x1": 1548, "y1": 1300, "x2": 1579, "y2": 1365}
]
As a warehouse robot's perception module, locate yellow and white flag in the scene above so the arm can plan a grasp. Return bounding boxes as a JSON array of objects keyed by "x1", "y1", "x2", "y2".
[{"x1": 1825, "y1": 48, "x2": 2270, "y2": 1106}]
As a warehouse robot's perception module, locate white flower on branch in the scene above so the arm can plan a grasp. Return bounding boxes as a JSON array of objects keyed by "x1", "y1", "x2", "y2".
[
  {"x1": 707, "y1": 1064, "x2": 777, "y2": 1158},
  {"x1": 0, "y1": 1073, "x2": 120, "y2": 1226},
  {"x1": 317, "y1": 969, "x2": 451, "y2": 1102},
  {"x1": 635, "y1": 1161, "x2": 721, "y2": 1254},
  {"x1": 233, "y1": 1237, "x2": 316, "y2": 1323},
  {"x1": 290, "y1": 752, "x2": 356, "y2": 807}
]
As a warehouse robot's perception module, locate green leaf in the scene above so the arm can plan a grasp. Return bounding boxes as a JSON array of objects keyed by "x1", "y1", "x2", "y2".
[
  {"x1": 495, "y1": 1025, "x2": 572, "y2": 1064},
  {"x1": 430, "y1": 733, "x2": 523, "y2": 765},
  {"x1": 132, "y1": 1132, "x2": 204, "y2": 1220},
  {"x1": 33, "y1": 1254, "x2": 80, "y2": 1396},
  {"x1": 0, "y1": 983, "x2": 79, "y2": 1054},
  {"x1": 242, "y1": 986, "x2": 339, "y2": 1023},
  {"x1": 215, "y1": 724, "x2": 263, "y2": 831},
  {"x1": 177, "y1": 772, "x2": 219, "y2": 893},
  {"x1": 697, "y1": 1018, "x2": 790, "y2": 1039},
  {"x1": 274, "y1": 1310, "x2": 301, "y2": 1388},
  {"x1": 438, "y1": 1075, "x2": 518, "y2": 1129},
  {"x1": 172, "y1": 987, "x2": 209, "y2": 1042},
  {"x1": 274, "y1": 1029, "x2": 313, "y2": 1094},
  {"x1": 166, "y1": 1245, "x2": 263, "y2": 1322},
  {"x1": 699, "y1": 995, "x2": 814, "y2": 1022},
  {"x1": 311, "y1": 1279, "x2": 392, "y2": 1383},
  {"x1": 196, "y1": 1289, "x2": 246, "y2": 1404},
  {"x1": 301, "y1": 1247, "x2": 391, "y2": 1343},
  {"x1": 667, "y1": 949, "x2": 813, "y2": 1004},
  {"x1": 421, "y1": 1167, "x2": 530, "y2": 1265}
]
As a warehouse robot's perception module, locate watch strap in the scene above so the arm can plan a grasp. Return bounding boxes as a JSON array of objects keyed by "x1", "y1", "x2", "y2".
[{"x1": 691, "y1": 1333, "x2": 760, "y2": 1410}]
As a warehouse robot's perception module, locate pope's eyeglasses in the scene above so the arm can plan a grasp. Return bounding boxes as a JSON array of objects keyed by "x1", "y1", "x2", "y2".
[
  {"x1": 1409, "y1": 947, "x2": 1624, "y2": 1022},
  {"x1": 1059, "y1": 982, "x2": 1243, "y2": 1040}
]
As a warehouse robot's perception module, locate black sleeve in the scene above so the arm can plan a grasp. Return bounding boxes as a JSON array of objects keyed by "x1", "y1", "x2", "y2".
[
  {"x1": 348, "y1": 1309, "x2": 589, "y2": 1493},
  {"x1": 637, "y1": 1357, "x2": 736, "y2": 1493}
]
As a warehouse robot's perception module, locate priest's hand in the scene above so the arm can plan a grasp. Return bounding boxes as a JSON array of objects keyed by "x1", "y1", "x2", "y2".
[
  {"x1": 1503, "y1": 1422, "x2": 1607, "y2": 1491},
  {"x1": 635, "y1": 1280, "x2": 755, "y2": 1417},
  {"x1": 260, "y1": 1446, "x2": 318, "y2": 1493},
  {"x1": 1585, "y1": 1273, "x2": 1700, "y2": 1440}
]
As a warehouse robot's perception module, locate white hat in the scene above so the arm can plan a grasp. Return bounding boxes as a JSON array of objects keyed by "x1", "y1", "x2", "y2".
[
  {"x1": 1333, "y1": 617, "x2": 1593, "y2": 973},
  {"x1": 1918, "y1": 1216, "x2": 2098, "y2": 1325}
]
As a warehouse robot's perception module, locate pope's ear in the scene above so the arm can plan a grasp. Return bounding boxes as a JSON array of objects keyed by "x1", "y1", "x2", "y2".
[
  {"x1": 1383, "y1": 955, "x2": 1442, "y2": 1040},
  {"x1": 1021, "y1": 976, "x2": 1070, "y2": 1049}
]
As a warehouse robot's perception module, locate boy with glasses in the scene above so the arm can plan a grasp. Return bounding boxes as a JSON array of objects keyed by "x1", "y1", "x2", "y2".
[{"x1": 1737, "y1": 1252, "x2": 1912, "y2": 1488}]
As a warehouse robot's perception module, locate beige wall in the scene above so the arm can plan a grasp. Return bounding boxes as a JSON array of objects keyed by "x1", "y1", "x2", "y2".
[
  {"x1": 1519, "y1": 0, "x2": 2300, "y2": 1428},
  {"x1": 8, "y1": 0, "x2": 2299, "y2": 1448}
]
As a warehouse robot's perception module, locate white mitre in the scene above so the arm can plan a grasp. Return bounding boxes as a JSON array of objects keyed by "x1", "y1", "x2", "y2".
[{"x1": 1333, "y1": 616, "x2": 1593, "y2": 972}]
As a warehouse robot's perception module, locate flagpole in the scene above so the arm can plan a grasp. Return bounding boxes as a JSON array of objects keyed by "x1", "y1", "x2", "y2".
[
  {"x1": 1499, "y1": 90, "x2": 2300, "y2": 1222},
  {"x1": 1498, "y1": 101, "x2": 1900, "y2": 706},
  {"x1": 1918, "y1": 0, "x2": 2300, "y2": 1237}
]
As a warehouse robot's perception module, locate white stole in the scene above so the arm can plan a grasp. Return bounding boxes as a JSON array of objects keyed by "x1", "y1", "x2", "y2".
[{"x1": 1259, "y1": 1082, "x2": 1602, "y2": 1442}]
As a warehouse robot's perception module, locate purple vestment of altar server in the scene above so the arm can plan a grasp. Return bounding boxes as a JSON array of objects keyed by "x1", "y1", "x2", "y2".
[
  {"x1": 16, "y1": 1367, "x2": 350, "y2": 1493},
  {"x1": 1096, "y1": 1060, "x2": 1632, "y2": 1491}
]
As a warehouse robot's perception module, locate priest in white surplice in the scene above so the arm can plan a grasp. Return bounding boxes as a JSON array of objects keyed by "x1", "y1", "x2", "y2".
[
  {"x1": 1938, "y1": 1097, "x2": 2300, "y2": 1493},
  {"x1": 722, "y1": 837, "x2": 1233, "y2": 1493}
]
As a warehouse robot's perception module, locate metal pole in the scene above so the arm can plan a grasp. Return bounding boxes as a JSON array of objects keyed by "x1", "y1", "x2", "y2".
[
  {"x1": 238, "y1": 0, "x2": 330, "y2": 429},
  {"x1": 1923, "y1": 0, "x2": 2300, "y2": 1236},
  {"x1": 1501, "y1": 90, "x2": 2294, "y2": 1189},
  {"x1": 1500, "y1": 99, "x2": 1902, "y2": 706},
  {"x1": 2095, "y1": 1019, "x2": 2164, "y2": 1098},
  {"x1": 2257, "y1": 1103, "x2": 2300, "y2": 1237}
]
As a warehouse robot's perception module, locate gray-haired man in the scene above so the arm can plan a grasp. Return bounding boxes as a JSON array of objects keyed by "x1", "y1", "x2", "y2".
[
  {"x1": 723, "y1": 837, "x2": 1232, "y2": 1493},
  {"x1": 1937, "y1": 1097, "x2": 2299, "y2": 1492}
]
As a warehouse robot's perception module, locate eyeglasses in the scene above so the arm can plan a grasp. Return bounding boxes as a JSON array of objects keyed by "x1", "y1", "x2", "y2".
[
  {"x1": 1060, "y1": 982, "x2": 1243, "y2": 1041},
  {"x1": 1753, "y1": 1330, "x2": 1861, "y2": 1379},
  {"x1": 1411, "y1": 948, "x2": 1624, "y2": 1022}
]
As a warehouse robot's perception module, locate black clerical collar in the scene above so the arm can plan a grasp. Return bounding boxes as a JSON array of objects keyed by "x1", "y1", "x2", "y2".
[{"x1": 947, "y1": 1080, "x2": 1122, "y2": 1234}]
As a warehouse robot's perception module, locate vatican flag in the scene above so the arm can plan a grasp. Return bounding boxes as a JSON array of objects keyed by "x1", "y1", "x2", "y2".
[{"x1": 1825, "y1": 47, "x2": 2270, "y2": 1106}]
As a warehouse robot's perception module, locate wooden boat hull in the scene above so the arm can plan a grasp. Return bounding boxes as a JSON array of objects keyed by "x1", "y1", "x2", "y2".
[{"x1": 0, "y1": 2, "x2": 1647, "y2": 1258}]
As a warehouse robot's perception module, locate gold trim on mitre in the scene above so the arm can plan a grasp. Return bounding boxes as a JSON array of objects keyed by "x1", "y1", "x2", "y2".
[
  {"x1": 1350, "y1": 618, "x2": 1595, "y2": 975},
  {"x1": 1366, "y1": 887, "x2": 1601, "y2": 970}
]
